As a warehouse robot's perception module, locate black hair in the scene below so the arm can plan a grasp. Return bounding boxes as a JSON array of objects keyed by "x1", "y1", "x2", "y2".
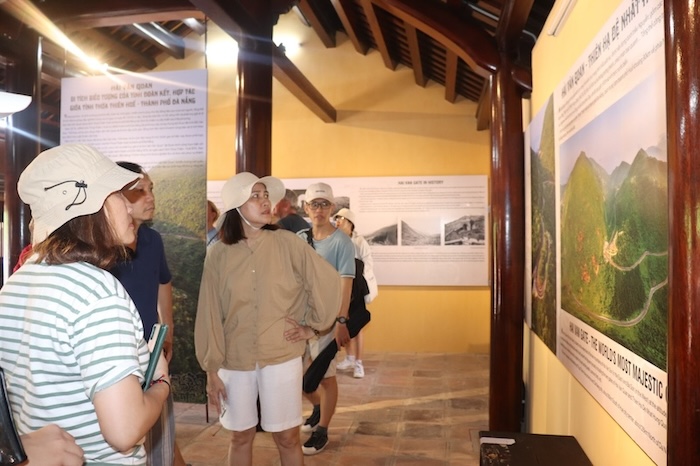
[
  {"x1": 219, "y1": 209, "x2": 278, "y2": 245},
  {"x1": 116, "y1": 161, "x2": 145, "y2": 175}
]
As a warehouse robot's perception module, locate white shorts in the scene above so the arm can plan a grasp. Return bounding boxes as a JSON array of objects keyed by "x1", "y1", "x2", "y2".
[{"x1": 218, "y1": 357, "x2": 302, "y2": 432}]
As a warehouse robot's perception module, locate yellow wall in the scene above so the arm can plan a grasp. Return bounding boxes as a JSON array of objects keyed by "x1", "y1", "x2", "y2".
[
  {"x1": 528, "y1": 0, "x2": 655, "y2": 464},
  {"x1": 158, "y1": 13, "x2": 493, "y2": 353}
]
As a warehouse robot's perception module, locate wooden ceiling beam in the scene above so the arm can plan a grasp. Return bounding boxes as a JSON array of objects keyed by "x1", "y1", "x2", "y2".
[
  {"x1": 495, "y1": 0, "x2": 535, "y2": 52},
  {"x1": 41, "y1": 41, "x2": 92, "y2": 77},
  {"x1": 297, "y1": 0, "x2": 336, "y2": 48},
  {"x1": 380, "y1": 0, "x2": 499, "y2": 77},
  {"x1": 272, "y1": 46, "x2": 336, "y2": 123},
  {"x1": 188, "y1": 0, "x2": 245, "y2": 40},
  {"x1": 404, "y1": 23, "x2": 426, "y2": 86},
  {"x1": 476, "y1": 79, "x2": 492, "y2": 131},
  {"x1": 128, "y1": 22, "x2": 185, "y2": 59},
  {"x1": 77, "y1": 28, "x2": 157, "y2": 69},
  {"x1": 23, "y1": 0, "x2": 204, "y2": 30},
  {"x1": 191, "y1": 0, "x2": 335, "y2": 123},
  {"x1": 495, "y1": 0, "x2": 535, "y2": 92},
  {"x1": 361, "y1": 0, "x2": 397, "y2": 70},
  {"x1": 62, "y1": 11, "x2": 204, "y2": 31},
  {"x1": 331, "y1": 0, "x2": 369, "y2": 55},
  {"x1": 182, "y1": 18, "x2": 206, "y2": 36},
  {"x1": 189, "y1": 0, "x2": 295, "y2": 40},
  {"x1": 444, "y1": 50, "x2": 458, "y2": 102},
  {"x1": 511, "y1": 64, "x2": 532, "y2": 93}
]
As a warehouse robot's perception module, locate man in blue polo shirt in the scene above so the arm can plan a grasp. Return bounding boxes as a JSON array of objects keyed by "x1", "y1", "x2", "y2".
[{"x1": 110, "y1": 161, "x2": 187, "y2": 466}]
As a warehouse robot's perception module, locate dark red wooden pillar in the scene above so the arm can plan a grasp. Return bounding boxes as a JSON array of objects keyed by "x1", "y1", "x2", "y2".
[
  {"x1": 489, "y1": 57, "x2": 525, "y2": 431},
  {"x1": 235, "y1": 12, "x2": 274, "y2": 177},
  {"x1": 3, "y1": 33, "x2": 41, "y2": 282},
  {"x1": 665, "y1": 1, "x2": 700, "y2": 463}
]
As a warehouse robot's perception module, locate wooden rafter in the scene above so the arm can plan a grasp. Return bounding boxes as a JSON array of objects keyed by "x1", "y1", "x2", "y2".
[
  {"x1": 32, "y1": 0, "x2": 204, "y2": 31},
  {"x1": 191, "y1": 0, "x2": 335, "y2": 123},
  {"x1": 360, "y1": 0, "x2": 396, "y2": 69},
  {"x1": 380, "y1": 0, "x2": 499, "y2": 77},
  {"x1": 331, "y1": 0, "x2": 369, "y2": 54},
  {"x1": 297, "y1": 0, "x2": 336, "y2": 48},
  {"x1": 404, "y1": 23, "x2": 426, "y2": 86},
  {"x1": 272, "y1": 47, "x2": 336, "y2": 123},
  {"x1": 77, "y1": 28, "x2": 157, "y2": 69},
  {"x1": 128, "y1": 23, "x2": 185, "y2": 59},
  {"x1": 444, "y1": 50, "x2": 458, "y2": 102}
]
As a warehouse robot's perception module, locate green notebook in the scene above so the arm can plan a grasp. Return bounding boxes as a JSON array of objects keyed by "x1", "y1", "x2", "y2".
[{"x1": 142, "y1": 323, "x2": 168, "y2": 391}]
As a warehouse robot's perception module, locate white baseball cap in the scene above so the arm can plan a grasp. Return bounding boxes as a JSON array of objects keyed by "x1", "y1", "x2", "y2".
[
  {"x1": 18, "y1": 144, "x2": 142, "y2": 244},
  {"x1": 305, "y1": 182, "x2": 334, "y2": 203},
  {"x1": 334, "y1": 207, "x2": 356, "y2": 226}
]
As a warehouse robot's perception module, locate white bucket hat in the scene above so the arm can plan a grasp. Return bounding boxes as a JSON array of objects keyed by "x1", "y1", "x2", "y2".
[
  {"x1": 304, "y1": 182, "x2": 334, "y2": 203},
  {"x1": 334, "y1": 207, "x2": 356, "y2": 226},
  {"x1": 18, "y1": 144, "x2": 142, "y2": 244},
  {"x1": 220, "y1": 172, "x2": 285, "y2": 216}
]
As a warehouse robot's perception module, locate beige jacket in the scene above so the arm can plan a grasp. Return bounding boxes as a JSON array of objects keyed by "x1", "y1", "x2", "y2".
[{"x1": 195, "y1": 229, "x2": 340, "y2": 372}]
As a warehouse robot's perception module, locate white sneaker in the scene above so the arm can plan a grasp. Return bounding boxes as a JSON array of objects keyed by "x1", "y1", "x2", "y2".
[
  {"x1": 336, "y1": 358, "x2": 355, "y2": 371},
  {"x1": 353, "y1": 361, "x2": 365, "y2": 378}
]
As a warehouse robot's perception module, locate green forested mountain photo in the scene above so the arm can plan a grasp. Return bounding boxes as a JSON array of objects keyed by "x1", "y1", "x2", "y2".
[
  {"x1": 530, "y1": 96, "x2": 557, "y2": 352},
  {"x1": 561, "y1": 149, "x2": 667, "y2": 369},
  {"x1": 150, "y1": 165, "x2": 207, "y2": 402}
]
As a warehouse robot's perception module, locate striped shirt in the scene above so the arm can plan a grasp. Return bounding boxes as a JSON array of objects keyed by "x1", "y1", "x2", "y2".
[{"x1": 0, "y1": 261, "x2": 150, "y2": 464}]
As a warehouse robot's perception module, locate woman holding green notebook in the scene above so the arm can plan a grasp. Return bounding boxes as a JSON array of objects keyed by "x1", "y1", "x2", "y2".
[{"x1": 0, "y1": 144, "x2": 170, "y2": 464}]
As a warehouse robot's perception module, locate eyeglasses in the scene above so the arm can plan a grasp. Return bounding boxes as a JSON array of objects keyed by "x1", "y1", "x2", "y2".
[
  {"x1": 309, "y1": 201, "x2": 332, "y2": 210},
  {"x1": 334, "y1": 216, "x2": 346, "y2": 221}
]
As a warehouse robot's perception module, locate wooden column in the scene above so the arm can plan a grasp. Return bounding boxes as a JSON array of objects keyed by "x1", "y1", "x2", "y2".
[
  {"x1": 665, "y1": 1, "x2": 700, "y2": 463},
  {"x1": 3, "y1": 33, "x2": 41, "y2": 281},
  {"x1": 489, "y1": 58, "x2": 525, "y2": 431},
  {"x1": 235, "y1": 15, "x2": 274, "y2": 177}
]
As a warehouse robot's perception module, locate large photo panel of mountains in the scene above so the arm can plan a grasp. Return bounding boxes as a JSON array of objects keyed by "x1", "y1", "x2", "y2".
[
  {"x1": 559, "y1": 73, "x2": 667, "y2": 370},
  {"x1": 530, "y1": 96, "x2": 558, "y2": 353}
]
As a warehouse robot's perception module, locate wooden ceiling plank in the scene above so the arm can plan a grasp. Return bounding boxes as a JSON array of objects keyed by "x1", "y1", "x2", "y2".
[
  {"x1": 78, "y1": 28, "x2": 157, "y2": 69},
  {"x1": 297, "y1": 0, "x2": 336, "y2": 48},
  {"x1": 404, "y1": 23, "x2": 426, "y2": 86},
  {"x1": 379, "y1": 0, "x2": 499, "y2": 77},
  {"x1": 272, "y1": 47, "x2": 336, "y2": 123},
  {"x1": 444, "y1": 50, "x2": 458, "y2": 103},
  {"x1": 360, "y1": 0, "x2": 397, "y2": 70},
  {"x1": 128, "y1": 23, "x2": 185, "y2": 59},
  {"x1": 331, "y1": 0, "x2": 369, "y2": 54}
]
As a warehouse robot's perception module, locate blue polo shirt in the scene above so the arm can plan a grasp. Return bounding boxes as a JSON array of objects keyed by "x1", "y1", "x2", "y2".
[{"x1": 111, "y1": 224, "x2": 172, "y2": 338}]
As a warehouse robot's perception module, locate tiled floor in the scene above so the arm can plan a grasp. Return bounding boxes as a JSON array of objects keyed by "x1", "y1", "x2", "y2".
[{"x1": 174, "y1": 352, "x2": 489, "y2": 465}]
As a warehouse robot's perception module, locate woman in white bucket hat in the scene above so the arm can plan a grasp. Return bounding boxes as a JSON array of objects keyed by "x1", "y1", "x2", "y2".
[
  {"x1": 194, "y1": 172, "x2": 341, "y2": 465},
  {"x1": 0, "y1": 144, "x2": 171, "y2": 464}
]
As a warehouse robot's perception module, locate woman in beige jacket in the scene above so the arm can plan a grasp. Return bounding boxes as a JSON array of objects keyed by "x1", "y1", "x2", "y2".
[{"x1": 195, "y1": 172, "x2": 341, "y2": 466}]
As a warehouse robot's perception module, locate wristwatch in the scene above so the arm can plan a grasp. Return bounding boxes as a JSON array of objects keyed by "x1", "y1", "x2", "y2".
[{"x1": 336, "y1": 316, "x2": 348, "y2": 324}]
